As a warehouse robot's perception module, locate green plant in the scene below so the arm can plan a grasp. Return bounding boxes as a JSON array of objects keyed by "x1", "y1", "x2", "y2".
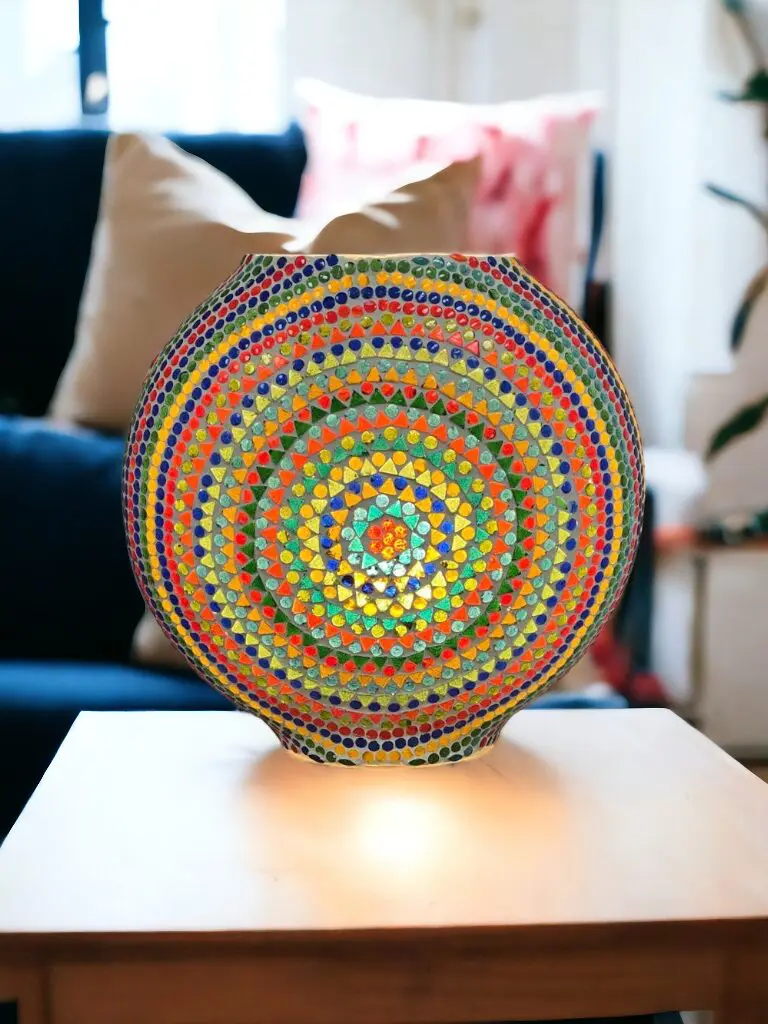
[{"x1": 704, "y1": 0, "x2": 768, "y2": 459}]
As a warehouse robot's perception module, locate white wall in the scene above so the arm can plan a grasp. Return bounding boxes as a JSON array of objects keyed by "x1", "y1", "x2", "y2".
[
  {"x1": 453, "y1": 0, "x2": 584, "y2": 104},
  {"x1": 286, "y1": 0, "x2": 599, "y2": 105},
  {"x1": 611, "y1": 0, "x2": 706, "y2": 447},
  {"x1": 0, "y1": 0, "x2": 22, "y2": 89},
  {"x1": 285, "y1": 0, "x2": 456, "y2": 102},
  {"x1": 699, "y1": 548, "x2": 768, "y2": 753},
  {"x1": 691, "y1": 0, "x2": 768, "y2": 381},
  {"x1": 612, "y1": 0, "x2": 767, "y2": 449}
]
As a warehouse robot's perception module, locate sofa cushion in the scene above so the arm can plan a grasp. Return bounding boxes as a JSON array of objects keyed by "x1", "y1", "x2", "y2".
[
  {"x1": 296, "y1": 78, "x2": 598, "y2": 304},
  {"x1": 0, "y1": 662, "x2": 228, "y2": 712},
  {"x1": 49, "y1": 133, "x2": 478, "y2": 436},
  {"x1": 0, "y1": 416, "x2": 143, "y2": 662},
  {"x1": 0, "y1": 125, "x2": 307, "y2": 419},
  {"x1": 0, "y1": 663, "x2": 626, "y2": 715},
  {"x1": 526, "y1": 690, "x2": 627, "y2": 710},
  {"x1": 49, "y1": 132, "x2": 298, "y2": 433}
]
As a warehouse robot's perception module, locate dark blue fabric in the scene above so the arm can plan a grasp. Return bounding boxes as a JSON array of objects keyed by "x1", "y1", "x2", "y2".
[
  {"x1": 0, "y1": 125, "x2": 307, "y2": 417},
  {"x1": 583, "y1": 150, "x2": 606, "y2": 314},
  {"x1": 0, "y1": 661, "x2": 229, "y2": 711},
  {"x1": 614, "y1": 488, "x2": 655, "y2": 675},
  {"x1": 528, "y1": 690, "x2": 628, "y2": 710},
  {"x1": 0, "y1": 416, "x2": 143, "y2": 662},
  {"x1": 0, "y1": 662, "x2": 628, "y2": 715}
]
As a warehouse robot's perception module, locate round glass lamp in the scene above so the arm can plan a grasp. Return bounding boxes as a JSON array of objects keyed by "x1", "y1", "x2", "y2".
[{"x1": 124, "y1": 254, "x2": 644, "y2": 765}]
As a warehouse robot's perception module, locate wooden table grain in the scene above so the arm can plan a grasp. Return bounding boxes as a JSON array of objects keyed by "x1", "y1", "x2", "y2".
[{"x1": 0, "y1": 709, "x2": 766, "y2": 1024}]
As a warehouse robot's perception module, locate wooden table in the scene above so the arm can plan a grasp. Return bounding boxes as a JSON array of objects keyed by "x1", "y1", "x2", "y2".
[{"x1": 0, "y1": 709, "x2": 767, "y2": 1024}]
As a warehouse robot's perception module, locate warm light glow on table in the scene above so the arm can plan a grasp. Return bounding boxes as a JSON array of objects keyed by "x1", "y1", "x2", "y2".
[{"x1": 1, "y1": 710, "x2": 768, "y2": 1023}]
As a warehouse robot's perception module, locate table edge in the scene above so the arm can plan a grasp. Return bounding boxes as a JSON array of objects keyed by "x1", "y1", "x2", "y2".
[{"x1": 2, "y1": 916, "x2": 768, "y2": 961}]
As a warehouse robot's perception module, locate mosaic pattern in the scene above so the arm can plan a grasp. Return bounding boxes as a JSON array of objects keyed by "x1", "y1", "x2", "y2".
[{"x1": 124, "y1": 254, "x2": 644, "y2": 765}]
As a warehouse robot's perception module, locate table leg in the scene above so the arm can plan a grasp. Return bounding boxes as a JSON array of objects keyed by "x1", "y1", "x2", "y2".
[
  {"x1": 0, "y1": 967, "x2": 47, "y2": 1024},
  {"x1": 717, "y1": 946, "x2": 768, "y2": 1024}
]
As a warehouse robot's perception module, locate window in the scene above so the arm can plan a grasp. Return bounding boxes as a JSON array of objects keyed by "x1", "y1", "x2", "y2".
[
  {"x1": 0, "y1": 0, "x2": 287, "y2": 132},
  {"x1": 104, "y1": 0, "x2": 287, "y2": 133},
  {"x1": 0, "y1": 0, "x2": 80, "y2": 128}
]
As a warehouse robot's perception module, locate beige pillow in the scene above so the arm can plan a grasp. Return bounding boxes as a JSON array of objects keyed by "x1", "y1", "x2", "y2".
[
  {"x1": 49, "y1": 134, "x2": 296, "y2": 432},
  {"x1": 52, "y1": 133, "x2": 478, "y2": 667},
  {"x1": 303, "y1": 159, "x2": 477, "y2": 254},
  {"x1": 132, "y1": 606, "x2": 189, "y2": 671},
  {"x1": 50, "y1": 133, "x2": 477, "y2": 433}
]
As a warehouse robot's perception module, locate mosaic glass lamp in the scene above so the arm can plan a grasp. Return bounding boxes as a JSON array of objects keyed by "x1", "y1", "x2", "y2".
[{"x1": 124, "y1": 254, "x2": 643, "y2": 765}]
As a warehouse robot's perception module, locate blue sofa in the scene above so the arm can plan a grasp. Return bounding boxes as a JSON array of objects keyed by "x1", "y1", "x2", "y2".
[{"x1": 0, "y1": 127, "x2": 630, "y2": 842}]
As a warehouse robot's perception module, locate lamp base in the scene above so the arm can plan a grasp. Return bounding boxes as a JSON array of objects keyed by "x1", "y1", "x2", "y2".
[{"x1": 270, "y1": 717, "x2": 507, "y2": 767}]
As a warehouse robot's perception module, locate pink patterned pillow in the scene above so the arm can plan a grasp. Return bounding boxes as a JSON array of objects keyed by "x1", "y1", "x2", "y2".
[{"x1": 296, "y1": 79, "x2": 599, "y2": 303}]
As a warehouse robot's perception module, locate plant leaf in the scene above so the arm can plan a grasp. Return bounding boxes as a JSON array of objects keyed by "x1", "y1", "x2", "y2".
[
  {"x1": 707, "y1": 393, "x2": 768, "y2": 459},
  {"x1": 704, "y1": 183, "x2": 768, "y2": 229},
  {"x1": 720, "y1": 68, "x2": 768, "y2": 102},
  {"x1": 731, "y1": 265, "x2": 768, "y2": 350}
]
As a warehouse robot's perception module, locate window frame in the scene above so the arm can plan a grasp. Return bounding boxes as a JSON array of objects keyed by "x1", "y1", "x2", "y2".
[{"x1": 78, "y1": 0, "x2": 107, "y2": 115}]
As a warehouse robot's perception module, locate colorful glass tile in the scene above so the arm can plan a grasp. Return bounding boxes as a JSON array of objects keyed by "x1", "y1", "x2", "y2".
[{"x1": 124, "y1": 254, "x2": 644, "y2": 765}]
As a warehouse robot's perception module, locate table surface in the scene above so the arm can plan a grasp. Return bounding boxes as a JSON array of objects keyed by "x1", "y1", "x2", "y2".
[
  {"x1": 2, "y1": 709, "x2": 768, "y2": 1024},
  {"x1": 1, "y1": 708, "x2": 767, "y2": 944}
]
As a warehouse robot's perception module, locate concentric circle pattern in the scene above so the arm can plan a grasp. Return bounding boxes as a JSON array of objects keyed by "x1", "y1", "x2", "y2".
[{"x1": 124, "y1": 254, "x2": 644, "y2": 765}]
